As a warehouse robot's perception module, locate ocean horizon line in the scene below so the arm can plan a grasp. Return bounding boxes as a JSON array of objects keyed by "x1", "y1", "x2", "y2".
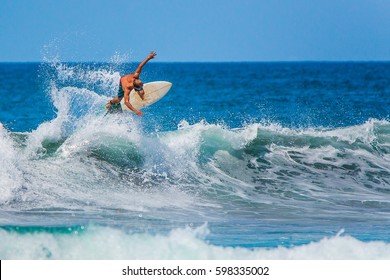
[{"x1": 1, "y1": 60, "x2": 390, "y2": 64}]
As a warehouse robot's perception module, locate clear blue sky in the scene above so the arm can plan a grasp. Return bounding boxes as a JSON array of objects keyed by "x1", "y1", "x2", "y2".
[{"x1": 1, "y1": 0, "x2": 389, "y2": 62}]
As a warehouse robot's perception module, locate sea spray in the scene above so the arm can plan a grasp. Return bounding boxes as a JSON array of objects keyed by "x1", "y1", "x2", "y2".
[{"x1": 0, "y1": 124, "x2": 23, "y2": 204}]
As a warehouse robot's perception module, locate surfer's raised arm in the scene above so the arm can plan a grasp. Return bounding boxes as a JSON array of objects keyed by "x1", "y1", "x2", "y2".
[{"x1": 133, "y1": 51, "x2": 157, "y2": 79}]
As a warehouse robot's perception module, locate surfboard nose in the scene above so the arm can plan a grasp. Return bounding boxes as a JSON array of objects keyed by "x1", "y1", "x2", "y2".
[{"x1": 161, "y1": 81, "x2": 172, "y2": 90}]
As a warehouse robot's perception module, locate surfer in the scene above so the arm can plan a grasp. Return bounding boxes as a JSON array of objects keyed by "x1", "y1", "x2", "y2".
[{"x1": 106, "y1": 51, "x2": 157, "y2": 116}]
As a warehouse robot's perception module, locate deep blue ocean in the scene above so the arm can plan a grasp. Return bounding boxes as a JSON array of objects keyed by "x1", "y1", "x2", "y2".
[{"x1": 0, "y1": 61, "x2": 389, "y2": 259}]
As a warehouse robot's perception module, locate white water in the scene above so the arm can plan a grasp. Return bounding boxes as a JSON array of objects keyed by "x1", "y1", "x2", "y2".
[{"x1": 1, "y1": 225, "x2": 389, "y2": 260}]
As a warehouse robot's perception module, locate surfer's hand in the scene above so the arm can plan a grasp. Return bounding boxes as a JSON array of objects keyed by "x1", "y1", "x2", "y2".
[
  {"x1": 135, "y1": 110, "x2": 144, "y2": 116},
  {"x1": 106, "y1": 101, "x2": 111, "y2": 110},
  {"x1": 148, "y1": 51, "x2": 157, "y2": 60}
]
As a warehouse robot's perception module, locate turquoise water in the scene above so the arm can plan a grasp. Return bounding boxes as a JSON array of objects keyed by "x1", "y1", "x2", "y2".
[{"x1": 0, "y1": 61, "x2": 389, "y2": 259}]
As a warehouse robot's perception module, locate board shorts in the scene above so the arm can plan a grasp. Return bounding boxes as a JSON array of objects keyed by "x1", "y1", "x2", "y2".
[
  {"x1": 117, "y1": 81, "x2": 125, "y2": 98},
  {"x1": 108, "y1": 80, "x2": 124, "y2": 113}
]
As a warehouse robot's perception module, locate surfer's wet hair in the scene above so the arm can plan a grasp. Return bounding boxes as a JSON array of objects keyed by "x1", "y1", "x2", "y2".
[{"x1": 134, "y1": 79, "x2": 143, "y2": 89}]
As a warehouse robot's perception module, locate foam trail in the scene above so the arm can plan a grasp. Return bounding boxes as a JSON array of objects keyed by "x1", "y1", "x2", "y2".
[{"x1": 1, "y1": 225, "x2": 390, "y2": 259}]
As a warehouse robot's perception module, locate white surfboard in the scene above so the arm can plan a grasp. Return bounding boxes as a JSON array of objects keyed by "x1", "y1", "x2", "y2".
[{"x1": 120, "y1": 81, "x2": 172, "y2": 111}]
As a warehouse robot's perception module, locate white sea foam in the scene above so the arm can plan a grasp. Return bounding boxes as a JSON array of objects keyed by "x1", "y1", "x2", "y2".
[
  {"x1": 0, "y1": 124, "x2": 23, "y2": 204},
  {"x1": 255, "y1": 118, "x2": 390, "y2": 145},
  {"x1": 0, "y1": 225, "x2": 389, "y2": 260}
]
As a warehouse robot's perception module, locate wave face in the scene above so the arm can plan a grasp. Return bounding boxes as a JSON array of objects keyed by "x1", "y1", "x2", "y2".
[
  {"x1": 0, "y1": 61, "x2": 390, "y2": 259},
  {"x1": 2, "y1": 117, "x2": 389, "y2": 219}
]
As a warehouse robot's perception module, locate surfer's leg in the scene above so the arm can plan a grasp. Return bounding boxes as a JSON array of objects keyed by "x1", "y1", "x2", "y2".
[
  {"x1": 106, "y1": 97, "x2": 123, "y2": 113},
  {"x1": 109, "y1": 100, "x2": 123, "y2": 113}
]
